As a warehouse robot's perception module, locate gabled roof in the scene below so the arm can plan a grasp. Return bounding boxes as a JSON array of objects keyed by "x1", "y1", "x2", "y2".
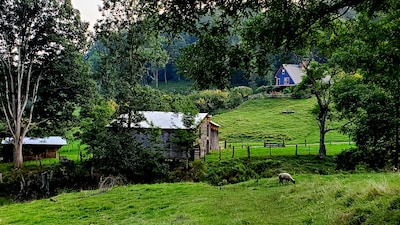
[
  {"x1": 280, "y1": 64, "x2": 305, "y2": 84},
  {"x1": 115, "y1": 111, "x2": 211, "y2": 129},
  {"x1": 1, "y1": 136, "x2": 67, "y2": 146}
]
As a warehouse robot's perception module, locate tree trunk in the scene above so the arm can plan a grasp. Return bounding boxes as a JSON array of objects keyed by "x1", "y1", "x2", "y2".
[
  {"x1": 155, "y1": 70, "x2": 159, "y2": 88},
  {"x1": 318, "y1": 108, "x2": 328, "y2": 159},
  {"x1": 13, "y1": 140, "x2": 24, "y2": 168},
  {"x1": 394, "y1": 78, "x2": 400, "y2": 168},
  {"x1": 164, "y1": 68, "x2": 167, "y2": 84},
  {"x1": 318, "y1": 130, "x2": 326, "y2": 159}
]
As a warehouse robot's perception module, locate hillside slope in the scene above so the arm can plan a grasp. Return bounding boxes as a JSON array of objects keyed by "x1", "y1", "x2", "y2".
[
  {"x1": 212, "y1": 97, "x2": 348, "y2": 144},
  {"x1": 1, "y1": 173, "x2": 400, "y2": 224}
]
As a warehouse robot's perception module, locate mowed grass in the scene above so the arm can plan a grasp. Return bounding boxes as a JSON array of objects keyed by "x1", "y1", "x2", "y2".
[
  {"x1": 1, "y1": 173, "x2": 400, "y2": 224},
  {"x1": 212, "y1": 97, "x2": 348, "y2": 144},
  {"x1": 205, "y1": 142, "x2": 355, "y2": 162}
]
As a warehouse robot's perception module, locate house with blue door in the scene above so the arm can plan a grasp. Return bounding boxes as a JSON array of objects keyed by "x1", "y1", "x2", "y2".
[{"x1": 275, "y1": 64, "x2": 305, "y2": 87}]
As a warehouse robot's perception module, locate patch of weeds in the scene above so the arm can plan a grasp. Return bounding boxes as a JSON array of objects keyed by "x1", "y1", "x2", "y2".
[
  {"x1": 366, "y1": 186, "x2": 383, "y2": 201},
  {"x1": 241, "y1": 220, "x2": 252, "y2": 225},
  {"x1": 388, "y1": 197, "x2": 400, "y2": 210},
  {"x1": 349, "y1": 208, "x2": 372, "y2": 225},
  {"x1": 345, "y1": 197, "x2": 355, "y2": 207},
  {"x1": 335, "y1": 189, "x2": 345, "y2": 199},
  {"x1": 302, "y1": 217, "x2": 313, "y2": 225}
]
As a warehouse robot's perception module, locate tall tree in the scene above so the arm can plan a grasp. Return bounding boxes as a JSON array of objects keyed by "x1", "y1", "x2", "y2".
[
  {"x1": 333, "y1": 0, "x2": 400, "y2": 168},
  {"x1": 0, "y1": 0, "x2": 88, "y2": 168},
  {"x1": 295, "y1": 60, "x2": 338, "y2": 158}
]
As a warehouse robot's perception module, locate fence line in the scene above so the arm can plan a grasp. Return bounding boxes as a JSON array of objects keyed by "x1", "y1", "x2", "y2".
[{"x1": 214, "y1": 139, "x2": 353, "y2": 160}]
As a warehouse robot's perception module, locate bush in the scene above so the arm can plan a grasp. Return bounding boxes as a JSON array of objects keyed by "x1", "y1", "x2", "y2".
[
  {"x1": 255, "y1": 85, "x2": 274, "y2": 94},
  {"x1": 227, "y1": 91, "x2": 243, "y2": 109},
  {"x1": 189, "y1": 90, "x2": 230, "y2": 113},
  {"x1": 232, "y1": 86, "x2": 253, "y2": 98},
  {"x1": 335, "y1": 148, "x2": 364, "y2": 171},
  {"x1": 206, "y1": 159, "x2": 257, "y2": 185},
  {"x1": 88, "y1": 127, "x2": 169, "y2": 184}
]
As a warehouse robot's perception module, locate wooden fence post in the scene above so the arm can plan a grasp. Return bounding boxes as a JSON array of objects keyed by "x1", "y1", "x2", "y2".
[
  {"x1": 224, "y1": 140, "x2": 227, "y2": 149},
  {"x1": 0, "y1": 173, "x2": 2, "y2": 184},
  {"x1": 247, "y1": 145, "x2": 250, "y2": 158},
  {"x1": 305, "y1": 139, "x2": 307, "y2": 146},
  {"x1": 295, "y1": 144, "x2": 298, "y2": 156},
  {"x1": 232, "y1": 146, "x2": 235, "y2": 158}
]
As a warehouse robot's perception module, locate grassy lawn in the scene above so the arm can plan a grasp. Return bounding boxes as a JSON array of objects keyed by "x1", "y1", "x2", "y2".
[
  {"x1": 212, "y1": 97, "x2": 349, "y2": 144},
  {"x1": 1, "y1": 173, "x2": 400, "y2": 224},
  {"x1": 205, "y1": 142, "x2": 354, "y2": 162}
]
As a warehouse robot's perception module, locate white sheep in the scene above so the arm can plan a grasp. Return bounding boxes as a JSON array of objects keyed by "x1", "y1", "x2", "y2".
[{"x1": 278, "y1": 173, "x2": 295, "y2": 185}]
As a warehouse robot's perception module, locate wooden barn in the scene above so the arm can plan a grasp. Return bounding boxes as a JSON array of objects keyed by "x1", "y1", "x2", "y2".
[
  {"x1": 275, "y1": 63, "x2": 305, "y2": 87},
  {"x1": 1, "y1": 136, "x2": 67, "y2": 162},
  {"x1": 112, "y1": 111, "x2": 220, "y2": 161}
]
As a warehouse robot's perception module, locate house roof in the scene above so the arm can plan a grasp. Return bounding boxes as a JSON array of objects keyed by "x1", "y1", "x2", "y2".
[
  {"x1": 115, "y1": 111, "x2": 211, "y2": 129},
  {"x1": 281, "y1": 64, "x2": 305, "y2": 84},
  {"x1": 1, "y1": 136, "x2": 67, "y2": 146}
]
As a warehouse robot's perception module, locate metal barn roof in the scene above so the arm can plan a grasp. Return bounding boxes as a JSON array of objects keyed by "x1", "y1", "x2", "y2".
[
  {"x1": 1, "y1": 136, "x2": 67, "y2": 145},
  {"x1": 116, "y1": 111, "x2": 210, "y2": 129}
]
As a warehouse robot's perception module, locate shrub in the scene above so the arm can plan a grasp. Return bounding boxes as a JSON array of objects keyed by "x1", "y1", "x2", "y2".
[
  {"x1": 255, "y1": 85, "x2": 274, "y2": 94},
  {"x1": 227, "y1": 91, "x2": 243, "y2": 109},
  {"x1": 189, "y1": 90, "x2": 229, "y2": 113},
  {"x1": 232, "y1": 86, "x2": 253, "y2": 98},
  {"x1": 335, "y1": 148, "x2": 364, "y2": 171},
  {"x1": 206, "y1": 159, "x2": 257, "y2": 185},
  {"x1": 88, "y1": 127, "x2": 169, "y2": 184}
]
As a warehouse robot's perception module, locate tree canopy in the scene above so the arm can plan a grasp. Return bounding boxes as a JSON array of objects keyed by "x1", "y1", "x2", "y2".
[{"x1": 0, "y1": 0, "x2": 90, "y2": 168}]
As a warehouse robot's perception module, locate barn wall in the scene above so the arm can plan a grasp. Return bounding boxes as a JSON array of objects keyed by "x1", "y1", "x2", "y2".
[{"x1": 128, "y1": 116, "x2": 219, "y2": 161}]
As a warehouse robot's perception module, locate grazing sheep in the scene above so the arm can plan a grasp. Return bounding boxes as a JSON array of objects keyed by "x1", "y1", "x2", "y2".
[{"x1": 278, "y1": 173, "x2": 295, "y2": 185}]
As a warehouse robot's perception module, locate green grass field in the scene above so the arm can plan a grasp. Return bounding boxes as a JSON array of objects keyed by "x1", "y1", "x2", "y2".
[
  {"x1": 1, "y1": 173, "x2": 400, "y2": 224},
  {"x1": 206, "y1": 142, "x2": 354, "y2": 162},
  {"x1": 212, "y1": 97, "x2": 349, "y2": 144}
]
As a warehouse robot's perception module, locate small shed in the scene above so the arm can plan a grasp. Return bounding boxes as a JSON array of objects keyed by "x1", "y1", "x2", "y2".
[
  {"x1": 1, "y1": 136, "x2": 67, "y2": 162},
  {"x1": 275, "y1": 64, "x2": 305, "y2": 87},
  {"x1": 112, "y1": 111, "x2": 220, "y2": 160}
]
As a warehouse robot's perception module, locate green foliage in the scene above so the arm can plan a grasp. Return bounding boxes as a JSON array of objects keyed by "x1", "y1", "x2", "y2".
[
  {"x1": 206, "y1": 159, "x2": 257, "y2": 185},
  {"x1": 0, "y1": 0, "x2": 90, "y2": 167},
  {"x1": 333, "y1": 75, "x2": 396, "y2": 169},
  {"x1": 335, "y1": 148, "x2": 365, "y2": 171},
  {"x1": 231, "y1": 86, "x2": 253, "y2": 98},
  {"x1": 255, "y1": 85, "x2": 274, "y2": 94},
  {"x1": 87, "y1": 126, "x2": 169, "y2": 183},
  {"x1": 189, "y1": 89, "x2": 230, "y2": 113}
]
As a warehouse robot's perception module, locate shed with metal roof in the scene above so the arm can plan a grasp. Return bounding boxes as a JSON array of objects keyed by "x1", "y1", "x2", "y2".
[{"x1": 1, "y1": 136, "x2": 67, "y2": 162}]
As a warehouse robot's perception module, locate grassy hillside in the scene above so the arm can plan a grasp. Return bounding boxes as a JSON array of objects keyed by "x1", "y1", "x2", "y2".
[
  {"x1": 212, "y1": 97, "x2": 348, "y2": 144},
  {"x1": 1, "y1": 173, "x2": 400, "y2": 224}
]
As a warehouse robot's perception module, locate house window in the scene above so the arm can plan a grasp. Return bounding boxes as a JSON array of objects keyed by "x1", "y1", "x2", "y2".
[
  {"x1": 276, "y1": 78, "x2": 280, "y2": 85},
  {"x1": 284, "y1": 77, "x2": 290, "y2": 85}
]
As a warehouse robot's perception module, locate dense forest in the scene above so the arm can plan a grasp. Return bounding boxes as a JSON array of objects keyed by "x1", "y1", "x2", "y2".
[{"x1": 0, "y1": 0, "x2": 400, "y2": 192}]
